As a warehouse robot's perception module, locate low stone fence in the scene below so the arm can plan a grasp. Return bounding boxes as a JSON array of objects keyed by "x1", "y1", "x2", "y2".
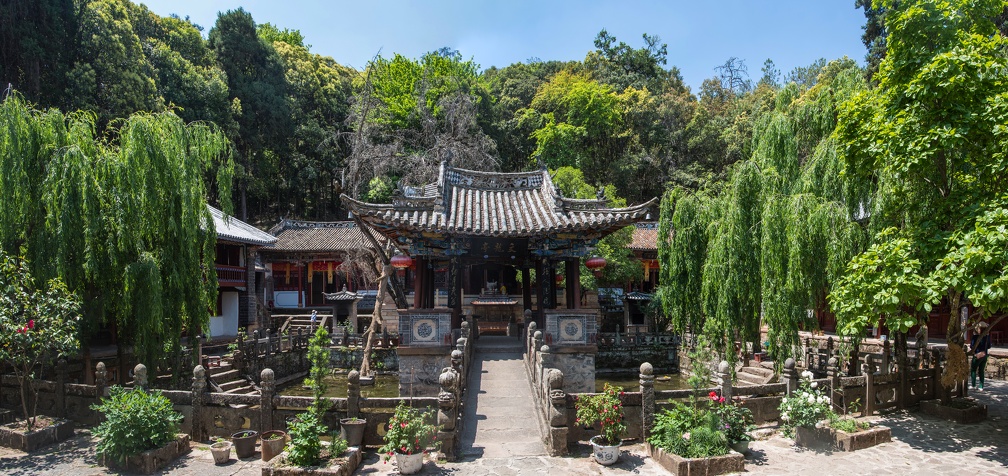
[
  {"x1": 0, "y1": 356, "x2": 469, "y2": 460},
  {"x1": 596, "y1": 333, "x2": 679, "y2": 372}
]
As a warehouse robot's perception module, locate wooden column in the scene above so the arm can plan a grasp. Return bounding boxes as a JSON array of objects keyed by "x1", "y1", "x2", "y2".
[
  {"x1": 546, "y1": 260, "x2": 557, "y2": 310},
  {"x1": 297, "y1": 262, "x2": 304, "y2": 308},
  {"x1": 535, "y1": 258, "x2": 545, "y2": 325},
  {"x1": 522, "y1": 267, "x2": 532, "y2": 312},
  {"x1": 449, "y1": 257, "x2": 462, "y2": 328},
  {"x1": 566, "y1": 259, "x2": 581, "y2": 309},
  {"x1": 413, "y1": 258, "x2": 424, "y2": 309}
]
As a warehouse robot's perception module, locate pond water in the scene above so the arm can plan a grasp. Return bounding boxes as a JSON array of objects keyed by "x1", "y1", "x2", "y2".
[
  {"x1": 279, "y1": 372, "x2": 400, "y2": 399},
  {"x1": 595, "y1": 373, "x2": 690, "y2": 393}
]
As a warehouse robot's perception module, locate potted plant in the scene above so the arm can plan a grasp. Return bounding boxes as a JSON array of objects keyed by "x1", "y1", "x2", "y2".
[
  {"x1": 210, "y1": 439, "x2": 232, "y2": 465},
  {"x1": 92, "y1": 386, "x2": 189, "y2": 473},
  {"x1": 231, "y1": 430, "x2": 258, "y2": 459},
  {"x1": 575, "y1": 383, "x2": 626, "y2": 465},
  {"x1": 261, "y1": 429, "x2": 287, "y2": 462},
  {"x1": 339, "y1": 417, "x2": 367, "y2": 447},
  {"x1": 379, "y1": 401, "x2": 438, "y2": 475},
  {"x1": 778, "y1": 371, "x2": 832, "y2": 446},
  {"x1": 711, "y1": 393, "x2": 755, "y2": 454}
]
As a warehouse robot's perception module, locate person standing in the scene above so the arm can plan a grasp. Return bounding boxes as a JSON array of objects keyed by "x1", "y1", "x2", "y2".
[{"x1": 970, "y1": 322, "x2": 991, "y2": 390}]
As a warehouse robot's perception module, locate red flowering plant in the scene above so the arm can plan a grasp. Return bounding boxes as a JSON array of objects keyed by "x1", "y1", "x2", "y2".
[
  {"x1": 709, "y1": 392, "x2": 754, "y2": 444},
  {"x1": 379, "y1": 401, "x2": 439, "y2": 461},
  {"x1": 575, "y1": 383, "x2": 627, "y2": 446},
  {"x1": 0, "y1": 252, "x2": 81, "y2": 430}
]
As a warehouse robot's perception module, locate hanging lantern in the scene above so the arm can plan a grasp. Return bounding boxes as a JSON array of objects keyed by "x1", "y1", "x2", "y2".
[
  {"x1": 555, "y1": 273, "x2": 564, "y2": 284},
  {"x1": 586, "y1": 256, "x2": 607, "y2": 277},
  {"x1": 390, "y1": 254, "x2": 413, "y2": 270}
]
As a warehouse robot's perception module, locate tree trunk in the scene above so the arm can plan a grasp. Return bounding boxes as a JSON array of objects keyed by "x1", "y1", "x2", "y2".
[
  {"x1": 942, "y1": 291, "x2": 965, "y2": 404},
  {"x1": 359, "y1": 264, "x2": 390, "y2": 377}
]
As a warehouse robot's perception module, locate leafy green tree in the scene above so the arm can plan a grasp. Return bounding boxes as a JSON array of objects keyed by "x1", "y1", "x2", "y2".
[
  {"x1": 0, "y1": 0, "x2": 77, "y2": 106},
  {"x1": 210, "y1": 8, "x2": 291, "y2": 220},
  {"x1": 0, "y1": 94, "x2": 233, "y2": 372},
  {"x1": 934, "y1": 206, "x2": 1008, "y2": 330},
  {"x1": 587, "y1": 29, "x2": 681, "y2": 93},
  {"x1": 0, "y1": 252, "x2": 81, "y2": 429},
  {"x1": 835, "y1": 0, "x2": 1008, "y2": 373},
  {"x1": 65, "y1": 0, "x2": 162, "y2": 125}
]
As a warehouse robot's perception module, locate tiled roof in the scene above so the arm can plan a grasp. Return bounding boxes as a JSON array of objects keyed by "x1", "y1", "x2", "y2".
[
  {"x1": 266, "y1": 220, "x2": 375, "y2": 253},
  {"x1": 324, "y1": 287, "x2": 362, "y2": 301},
  {"x1": 343, "y1": 164, "x2": 655, "y2": 239},
  {"x1": 209, "y1": 205, "x2": 276, "y2": 246},
  {"x1": 630, "y1": 222, "x2": 658, "y2": 251}
]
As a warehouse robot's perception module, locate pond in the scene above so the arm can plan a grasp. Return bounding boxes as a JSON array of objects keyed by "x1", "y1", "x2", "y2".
[
  {"x1": 595, "y1": 373, "x2": 690, "y2": 393},
  {"x1": 279, "y1": 372, "x2": 400, "y2": 399}
]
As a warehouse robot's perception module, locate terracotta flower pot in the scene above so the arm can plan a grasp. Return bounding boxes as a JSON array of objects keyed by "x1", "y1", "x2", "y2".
[
  {"x1": 339, "y1": 418, "x2": 366, "y2": 447},
  {"x1": 231, "y1": 430, "x2": 258, "y2": 459},
  {"x1": 260, "y1": 430, "x2": 287, "y2": 462},
  {"x1": 210, "y1": 441, "x2": 232, "y2": 465}
]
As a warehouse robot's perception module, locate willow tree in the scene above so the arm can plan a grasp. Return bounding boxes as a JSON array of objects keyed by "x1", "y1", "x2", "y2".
[
  {"x1": 834, "y1": 0, "x2": 1008, "y2": 393},
  {"x1": 657, "y1": 188, "x2": 710, "y2": 339},
  {"x1": 0, "y1": 93, "x2": 233, "y2": 371}
]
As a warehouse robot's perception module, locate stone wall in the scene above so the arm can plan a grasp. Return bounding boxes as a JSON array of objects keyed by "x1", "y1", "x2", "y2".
[
  {"x1": 550, "y1": 349, "x2": 596, "y2": 394},
  {"x1": 397, "y1": 348, "x2": 452, "y2": 397},
  {"x1": 328, "y1": 347, "x2": 398, "y2": 371}
]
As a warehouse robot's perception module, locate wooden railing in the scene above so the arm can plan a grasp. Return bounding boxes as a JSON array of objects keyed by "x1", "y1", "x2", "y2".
[{"x1": 215, "y1": 264, "x2": 246, "y2": 287}]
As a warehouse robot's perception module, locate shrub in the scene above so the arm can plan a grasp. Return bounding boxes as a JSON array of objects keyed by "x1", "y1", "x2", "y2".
[
  {"x1": 286, "y1": 411, "x2": 327, "y2": 467},
  {"x1": 778, "y1": 371, "x2": 831, "y2": 437},
  {"x1": 710, "y1": 393, "x2": 754, "y2": 443},
  {"x1": 574, "y1": 382, "x2": 626, "y2": 446},
  {"x1": 648, "y1": 404, "x2": 729, "y2": 458},
  {"x1": 379, "y1": 401, "x2": 438, "y2": 460},
  {"x1": 91, "y1": 386, "x2": 182, "y2": 463}
]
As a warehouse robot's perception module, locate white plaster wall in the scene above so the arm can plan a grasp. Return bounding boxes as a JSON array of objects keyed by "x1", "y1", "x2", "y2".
[
  {"x1": 210, "y1": 291, "x2": 239, "y2": 338},
  {"x1": 273, "y1": 290, "x2": 305, "y2": 308}
]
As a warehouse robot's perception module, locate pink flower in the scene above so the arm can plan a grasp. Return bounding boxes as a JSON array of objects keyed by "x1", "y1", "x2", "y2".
[
  {"x1": 709, "y1": 391, "x2": 718, "y2": 399},
  {"x1": 719, "y1": 397, "x2": 726, "y2": 404},
  {"x1": 401, "y1": 422, "x2": 407, "y2": 428},
  {"x1": 27, "y1": 319, "x2": 34, "y2": 329}
]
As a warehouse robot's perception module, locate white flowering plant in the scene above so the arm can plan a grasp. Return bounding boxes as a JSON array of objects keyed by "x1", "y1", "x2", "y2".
[{"x1": 777, "y1": 371, "x2": 832, "y2": 437}]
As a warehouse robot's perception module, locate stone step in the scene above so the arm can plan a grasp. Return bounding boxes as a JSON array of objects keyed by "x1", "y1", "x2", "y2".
[
  {"x1": 219, "y1": 379, "x2": 247, "y2": 392},
  {"x1": 736, "y1": 373, "x2": 765, "y2": 386},
  {"x1": 211, "y1": 368, "x2": 240, "y2": 380},
  {"x1": 743, "y1": 366, "x2": 775, "y2": 378},
  {"x1": 226, "y1": 385, "x2": 256, "y2": 395}
]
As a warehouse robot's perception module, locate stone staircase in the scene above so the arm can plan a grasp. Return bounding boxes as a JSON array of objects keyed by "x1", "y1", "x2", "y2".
[
  {"x1": 277, "y1": 313, "x2": 329, "y2": 336},
  {"x1": 207, "y1": 361, "x2": 258, "y2": 407},
  {"x1": 735, "y1": 363, "x2": 775, "y2": 386}
]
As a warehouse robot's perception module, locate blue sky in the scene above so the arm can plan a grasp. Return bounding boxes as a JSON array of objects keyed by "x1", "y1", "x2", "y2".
[{"x1": 139, "y1": 1, "x2": 868, "y2": 93}]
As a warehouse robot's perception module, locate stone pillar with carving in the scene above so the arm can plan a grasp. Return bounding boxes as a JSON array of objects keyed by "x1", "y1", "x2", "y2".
[
  {"x1": 782, "y1": 358, "x2": 797, "y2": 395},
  {"x1": 260, "y1": 368, "x2": 275, "y2": 432},
  {"x1": 539, "y1": 345, "x2": 551, "y2": 399},
  {"x1": 640, "y1": 362, "x2": 655, "y2": 440},
  {"x1": 526, "y1": 321, "x2": 538, "y2": 357},
  {"x1": 133, "y1": 363, "x2": 148, "y2": 392},
  {"x1": 95, "y1": 362, "x2": 107, "y2": 399},
  {"x1": 192, "y1": 365, "x2": 207, "y2": 441},
  {"x1": 545, "y1": 368, "x2": 568, "y2": 456},
  {"x1": 55, "y1": 359, "x2": 67, "y2": 418},
  {"x1": 347, "y1": 370, "x2": 360, "y2": 419},
  {"x1": 437, "y1": 368, "x2": 459, "y2": 461},
  {"x1": 827, "y1": 357, "x2": 840, "y2": 413},
  {"x1": 718, "y1": 360, "x2": 732, "y2": 401},
  {"x1": 451, "y1": 349, "x2": 464, "y2": 390}
]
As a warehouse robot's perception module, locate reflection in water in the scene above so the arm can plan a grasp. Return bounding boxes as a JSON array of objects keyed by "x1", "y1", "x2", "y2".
[
  {"x1": 279, "y1": 372, "x2": 400, "y2": 399},
  {"x1": 596, "y1": 373, "x2": 690, "y2": 392}
]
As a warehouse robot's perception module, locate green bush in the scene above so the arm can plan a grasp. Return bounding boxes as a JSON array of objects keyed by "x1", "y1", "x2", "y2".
[
  {"x1": 91, "y1": 386, "x2": 182, "y2": 463},
  {"x1": 648, "y1": 401, "x2": 729, "y2": 458},
  {"x1": 378, "y1": 401, "x2": 438, "y2": 460},
  {"x1": 287, "y1": 411, "x2": 326, "y2": 467}
]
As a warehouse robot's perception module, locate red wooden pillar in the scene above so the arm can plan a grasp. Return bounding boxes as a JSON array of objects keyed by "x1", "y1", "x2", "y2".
[
  {"x1": 413, "y1": 258, "x2": 424, "y2": 309},
  {"x1": 569, "y1": 258, "x2": 581, "y2": 309},
  {"x1": 297, "y1": 262, "x2": 303, "y2": 308}
]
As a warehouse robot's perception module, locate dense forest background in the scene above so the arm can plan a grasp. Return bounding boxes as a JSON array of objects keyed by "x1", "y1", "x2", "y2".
[{"x1": 0, "y1": 0, "x2": 888, "y2": 226}]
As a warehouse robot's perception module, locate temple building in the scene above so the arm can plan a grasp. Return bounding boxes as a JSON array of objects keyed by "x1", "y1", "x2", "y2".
[{"x1": 342, "y1": 163, "x2": 655, "y2": 340}]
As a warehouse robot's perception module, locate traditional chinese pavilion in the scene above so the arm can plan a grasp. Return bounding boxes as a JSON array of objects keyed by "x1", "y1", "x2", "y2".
[{"x1": 342, "y1": 163, "x2": 655, "y2": 333}]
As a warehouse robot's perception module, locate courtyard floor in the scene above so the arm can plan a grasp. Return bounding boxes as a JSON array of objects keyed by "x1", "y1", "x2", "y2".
[{"x1": 0, "y1": 374, "x2": 1004, "y2": 475}]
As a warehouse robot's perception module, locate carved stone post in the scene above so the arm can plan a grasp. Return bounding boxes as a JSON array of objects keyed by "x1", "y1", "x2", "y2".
[
  {"x1": 533, "y1": 331, "x2": 543, "y2": 369},
  {"x1": 826, "y1": 336, "x2": 834, "y2": 370},
  {"x1": 827, "y1": 357, "x2": 840, "y2": 413},
  {"x1": 260, "y1": 368, "x2": 275, "y2": 432},
  {"x1": 865, "y1": 366, "x2": 876, "y2": 416},
  {"x1": 196, "y1": 335, "x2": 205, "y2": 369},
  {"x1": 192, "y1": 365, "x2": 207, "y2": 441},
  {"x1": 456, "y1": 337, "x2": 467, "y2": 365},
  {"x1": 95, "y1": 362, "x2": 107, "y2": 399},
  {"x1": 133, "y1": 363, "x2": 148, "y2": 392},
  {"x1": 539, "y1": 345, "x2": 551, "y2": 395},
  {"x1": 55, "y1": 359, "x2": 67, "y2": 418},
  {"x1": 782, "y1": 358, "x2": 798, "y2": 395},
  {"x1": 451, "y1": 349, "x2": 464, "y2": 388},
  {"x1": 347, "y1": 370, "x2": 360, "y2": 419},
  {"x1": 527, "y1": 321, "x2": 538, "y2": 356},
  {"x1": 437, "y1": 369, "x2": 459, "y2": 461},
  {"x1": 881, "y1": 339, "x2": 891, "y2": 374},
  {"x1": 545, "y1": 368, "x2": 568, "y2": 456},
  {"x1": 718, "y1": 360, "x2": 732, "y2": 401},
  {"x1": 640, "y1": 362, "x2": 655, "y2": 439}
]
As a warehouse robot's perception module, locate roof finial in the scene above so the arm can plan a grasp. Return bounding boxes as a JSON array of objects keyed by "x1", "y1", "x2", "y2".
[{"x1": 596, "y1": 187, "x2": 606, "y2": 201}]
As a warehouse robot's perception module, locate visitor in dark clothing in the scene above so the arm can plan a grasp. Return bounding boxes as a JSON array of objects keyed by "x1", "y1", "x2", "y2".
[{"x1": 970, "y1": 322, "x2": 991, "y2": 390}]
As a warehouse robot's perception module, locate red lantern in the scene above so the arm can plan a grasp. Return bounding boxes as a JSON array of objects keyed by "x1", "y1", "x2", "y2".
[
  {"x1": 555, "y1": 273, "x2": 564, "y2": 284},
  {"x1": 390, "y1": 254, "x2": 413, "y2": 269},
  {"x1": 586, "y1": 256, "x2": 606, "y2": 277}
]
